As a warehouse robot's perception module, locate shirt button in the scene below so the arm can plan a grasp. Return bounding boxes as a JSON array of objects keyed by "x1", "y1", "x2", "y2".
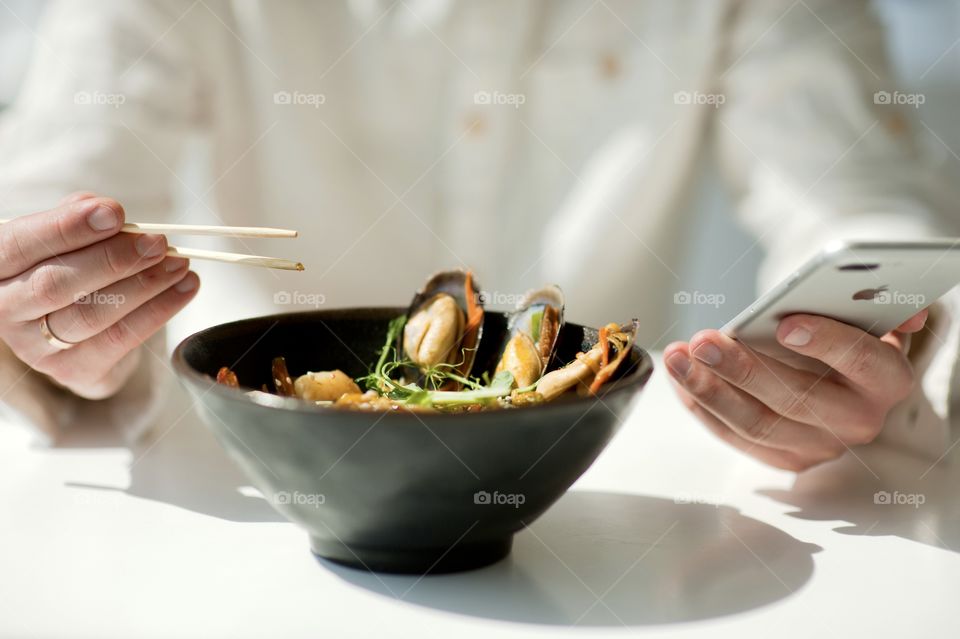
[
  {"x1": 599, "y1": 53, "x2": 621, "y2": 79},
  {"x1": 464, "y1": 114, "x2": 486, "y2": 136},
  {"x1": 883, "y1": 112, "x2": 908, "y2": 136}
]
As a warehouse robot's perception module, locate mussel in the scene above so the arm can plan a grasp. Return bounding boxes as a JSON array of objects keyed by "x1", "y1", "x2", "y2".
[
  {"x1": 536, "y1": 319, "x2": 639, "y2": 400},
  {"x1": 494, "y1": 285, "x2": 564, "y2": 389},
  {"x1": 400, "y1": 270, "x2": 484, "y2": 389}
]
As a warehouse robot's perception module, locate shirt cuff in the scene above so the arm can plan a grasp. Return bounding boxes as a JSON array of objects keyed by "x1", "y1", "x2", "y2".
[
  {"x1": 0, "y1": 331, "x2": 169, "y2": 446},
  {"x1": 874, "y1": 288, "x2": 960, "y2": 459}
]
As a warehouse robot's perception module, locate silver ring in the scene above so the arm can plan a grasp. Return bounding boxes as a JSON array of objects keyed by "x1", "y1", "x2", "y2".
[{"x1": 39, "y1": 314, "x2": 76, "y2": 350}]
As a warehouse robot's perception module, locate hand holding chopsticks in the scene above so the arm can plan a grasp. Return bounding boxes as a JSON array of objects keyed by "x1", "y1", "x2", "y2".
[
  {"x1": 0, "y1": 194, "x2": 303, "y2": 401},
  {"x1": 0, "y1": 219, "x2": 304, "y2": 271}
]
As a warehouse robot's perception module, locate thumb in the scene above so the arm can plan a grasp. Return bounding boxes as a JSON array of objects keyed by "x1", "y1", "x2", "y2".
[{"x1": 893, "y1": 308, "x2": 928, "y2": 334}]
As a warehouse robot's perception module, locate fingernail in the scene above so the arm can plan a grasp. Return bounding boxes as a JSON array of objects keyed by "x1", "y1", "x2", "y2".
[
  {"x1": 692, "y1": 342, "x2": 722, "y2": 366},
  {"x1": 175, "y1": 273, "x2": 198, "y2": 293},
  {"x1": 136, "y1": 234, "x2": 166, "y2": 258},
  {"x1": 87, "y1": 206, "x2": 119, "y2": 231},
  {"x1": 666, "y1": 352, "x2": 691, "y2": 379},
  {"x1": 783, "y1": 327, "x2": 812, "y2": 347},
  {"x1": 163, "y1": 257, "x2": 188, "y2": 272}
]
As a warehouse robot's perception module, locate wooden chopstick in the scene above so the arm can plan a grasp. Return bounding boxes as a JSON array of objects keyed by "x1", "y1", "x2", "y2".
[
  {"x1": 121, "y1": 222, "x2": 298, "y2": 238},
  {"x1": 167, "y1": 246, "x2": 304, "y2": 271},
  {"x1": 0, "y1": 219, "x2": 297, "y2": 238}
]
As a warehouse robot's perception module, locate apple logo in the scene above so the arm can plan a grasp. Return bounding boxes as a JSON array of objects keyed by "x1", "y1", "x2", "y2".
[{"x1": 852, "y1": 285, "x2": 888, "y2": 301}]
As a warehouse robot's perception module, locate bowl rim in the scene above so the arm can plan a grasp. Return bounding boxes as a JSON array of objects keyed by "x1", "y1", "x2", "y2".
[{"x1": 171, "y1": 307, "x2": 654, "y2": 421}]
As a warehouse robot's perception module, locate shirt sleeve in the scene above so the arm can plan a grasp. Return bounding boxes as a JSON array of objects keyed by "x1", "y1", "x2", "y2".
[
  {"x1": 714, "y1": 0, "x2": 960, "y2": 458},
  {"x1": 0, "y1": 0, "x2": 207, "y2": 443}
]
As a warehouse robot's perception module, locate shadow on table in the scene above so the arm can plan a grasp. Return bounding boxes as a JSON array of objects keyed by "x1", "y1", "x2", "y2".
[
  {"x1": 325, "y1": 490, "x2": 820, "y2": 626},
  {"x1": 54, "y1": 403, "x2": 821, "y2": 625},
  {"x1": 759, "y1": 444, "x2": 960, "y2": 553},
  {"x1": 60, "y1": 406, "x2": 284, "y2": 523}
]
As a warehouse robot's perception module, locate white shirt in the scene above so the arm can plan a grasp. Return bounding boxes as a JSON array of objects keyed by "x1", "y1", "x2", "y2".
[{"x1": 0, "y1": 0, "x2": 957, "y2": 455}]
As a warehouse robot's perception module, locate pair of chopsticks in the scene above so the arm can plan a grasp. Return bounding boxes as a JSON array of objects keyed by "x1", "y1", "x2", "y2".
[
  {"x1": 0, "y1": 220, "x2": 304, "y2": 271},
  {"x1": 124, "y1": 222, "x2": 304, "y2": 271}
]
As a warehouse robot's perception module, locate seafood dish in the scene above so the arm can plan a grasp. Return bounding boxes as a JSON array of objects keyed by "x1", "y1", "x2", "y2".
[
  {"x1": 215, "y1": 270, "x2": 639, "y2": 412},
  {"x1": 172, "y1": 300, "x2": 653, "y2": 573}
]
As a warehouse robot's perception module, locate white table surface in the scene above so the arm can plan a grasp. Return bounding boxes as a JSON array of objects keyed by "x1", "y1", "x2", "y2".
[{"x1": 2, "y1": 354, "x2": 959, "y2": 639}]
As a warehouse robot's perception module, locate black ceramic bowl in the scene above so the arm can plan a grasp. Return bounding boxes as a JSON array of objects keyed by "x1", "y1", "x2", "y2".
[{"x1": 172, "y1": 308, "x2": 653, "y2": 574}]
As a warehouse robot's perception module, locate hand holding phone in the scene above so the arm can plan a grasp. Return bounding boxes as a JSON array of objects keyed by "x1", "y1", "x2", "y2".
[{"x1": 663, "y1": 239, "x2": 958, "y2": 472}]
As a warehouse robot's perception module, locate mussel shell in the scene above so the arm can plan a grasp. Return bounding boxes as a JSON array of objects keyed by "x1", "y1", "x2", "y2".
[
  {"x1": 494, "y1": 284, "x2": 565, "y2": 386},
  {"x1": 399, "y1": 269, "x2": 485, "y2": 387}
]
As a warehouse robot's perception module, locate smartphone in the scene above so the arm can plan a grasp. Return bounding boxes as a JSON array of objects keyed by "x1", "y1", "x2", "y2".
[{"x1": 722, "y1": 239, "x2": 960, "y2": 353}]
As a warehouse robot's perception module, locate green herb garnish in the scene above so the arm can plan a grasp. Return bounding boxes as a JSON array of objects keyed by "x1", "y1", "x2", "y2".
[
  {"x1": 355, "y1": 314, "x2": 512, "y2": 409},
  {"x1": 406, "y1": 370, "x2": 515, "y2": 408}
]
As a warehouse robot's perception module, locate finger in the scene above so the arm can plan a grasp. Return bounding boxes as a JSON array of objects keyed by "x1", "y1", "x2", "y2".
[
  {"x1": 34, "y1": 272, "x2": 199, "y2": 399},
  {"x1": 776, "y1": 314, "x2": 913, "y2": 398},
  {"x1": 59, "y1": 191, "x2": 99, "y2": 206},
  {"x1": 664, "y1": 343, "x2": 844, "y2": 453},
  {"x1": 0, "y1": 257, "x2": 188, "y2": 363},
  {"x1": 44, "y1": 257, "x2": 189, "y2": 343},
  {"x1": 882, "y1": 331, "x2": 910, "y2": 354},
  {"x1": 670, "y1": 380, "x2": 822, "y2": 472},
  {"x1": 895, "y1": 308, "x2": 928, "y2": 334},
  {"x1": 0, "y1": 232, "x2": 168, "y2": 322},
  {"x1": 0, "y1": 196, "x2": 125, "y2": 280},
  {"x1": 101, "y1": 346, "x2": 145, "y2": 397},
  {"x1": 688, "y1": 330, "x2": 875, "y2": 433}
]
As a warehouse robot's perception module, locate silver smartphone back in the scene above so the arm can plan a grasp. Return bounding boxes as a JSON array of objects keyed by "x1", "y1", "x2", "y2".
[{"x1": 722, "y1": 239, "x2": 960, "y2": 353}]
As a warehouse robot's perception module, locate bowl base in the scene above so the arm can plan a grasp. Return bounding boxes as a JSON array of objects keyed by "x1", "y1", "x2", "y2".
[{"x1": 310, "y1": 535, "x2": 512, "y2": 574}]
